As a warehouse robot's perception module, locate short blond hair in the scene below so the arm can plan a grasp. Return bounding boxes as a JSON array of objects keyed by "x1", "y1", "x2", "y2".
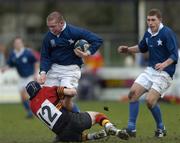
[{"x1": 46, "y1": 11, "x2": 64, "y2": 23}]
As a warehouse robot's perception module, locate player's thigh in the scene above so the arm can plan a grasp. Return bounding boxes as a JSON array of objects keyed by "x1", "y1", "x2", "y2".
[
  {"x1": 19, "y1": 76, "x2": 34, "y2": 99},
  {"x1": 129, "y1": 73, "x2": 150, "y2": 100},
  {"x1": 86, "y1": 111, "x2": 99, "y2": 125},
  {"x1": 60, "y1": 76, "x2": 79, "y2": 89},
  {"x1": 146, "y1": 88, "x2": 160, "y2": 106},
  {"x1": 44, "y1": 70, "x2": 60, "y2": 86},
  {"x1": 57, "y1": 112, "x2": 91, "y2": 141},
  {"x1": 152, "y1": 71, "x2": 172, "y2": 96},
  {"x1": 60, "y1": 66, "x2": 81, "y2": 88},
  {"x1": 70, "y1": 112, "x2": 92, "y2": 132},
  {"x1": 44, "y1": 78, "x2": 59, "y2": 86},
  {"x1": 134, "y1": 72, "x2": 152, "y2": 91},
  {"x1": 131, "y1": 83, "x2": 147, "y2": 95},
  {"x1": 19, "y1": 76, "x2": 34, "y2": 90}
]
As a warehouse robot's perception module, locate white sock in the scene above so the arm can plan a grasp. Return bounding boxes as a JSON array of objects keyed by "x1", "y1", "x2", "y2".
[
  {"x1": 87, "y1": 133, "x2": 96, "y2": 140},
  {"x1": 105, "y1": 123, "x2": 120, "y2": 135},
  {"x1": 105, "y1": 122, "x2": 113, "y2": 129}
]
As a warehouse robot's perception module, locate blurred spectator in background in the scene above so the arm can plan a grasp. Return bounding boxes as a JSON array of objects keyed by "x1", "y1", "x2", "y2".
[
  {"x1": 124, "y1": 55, "x2": 135, "y2": 67},
  {"x1": 0, "y1": 43, "x2": 6, "y2": 67},
  {"x1": 78, "y1": 51, "x2": 104, "y2": 100},
  {"x1": 0, "y1": 36, "x2": 39, "y2": 118},
  {"x1": 83, "y1": 50, "x2": 104, "y2": 74},
  {"x1": 32, "y1": 49, "x2": 40, "y2": 61},
  {"x1": 135, "y1": 53, "x2": 149, "y2": 67}
]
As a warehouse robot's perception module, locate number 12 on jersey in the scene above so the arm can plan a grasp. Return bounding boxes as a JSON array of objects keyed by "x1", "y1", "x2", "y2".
[{"x1": 37, "y1": 99, "x2": 62, "y2": 129}]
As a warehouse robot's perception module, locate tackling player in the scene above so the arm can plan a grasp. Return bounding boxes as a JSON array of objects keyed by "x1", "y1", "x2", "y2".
[
  {"x1": 117, "y1": 9, "x2": 179, "y2": 137},
  {"x1": 26, "y1": 81, "x2": 129, "y2": 142}
]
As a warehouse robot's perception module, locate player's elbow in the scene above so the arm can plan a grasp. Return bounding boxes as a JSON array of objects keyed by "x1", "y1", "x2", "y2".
[
  {"x1": 97, "y1": 38, "x2": 103, "y2": 47},
  {"x1": 66, "y1": 88, "x2": 77, "y2": 97},
  {"x1": 70, "y1": 88, "x2": 77, "y2": 96}
]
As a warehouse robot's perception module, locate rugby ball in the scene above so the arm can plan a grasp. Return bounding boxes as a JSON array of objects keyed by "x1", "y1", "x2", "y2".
[{"x1": 74, "y1": 39, "x2": 90, "y2": 52}]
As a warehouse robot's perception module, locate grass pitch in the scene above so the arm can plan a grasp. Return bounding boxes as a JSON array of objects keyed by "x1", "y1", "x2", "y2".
[{"x1": 0, "y1": 101, "x2": 180, "y2": 143}]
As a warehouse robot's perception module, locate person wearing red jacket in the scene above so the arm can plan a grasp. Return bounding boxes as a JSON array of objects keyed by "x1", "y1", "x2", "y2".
[{"x1": 26, "y1": 81, "x2": 129, "y2": 142}]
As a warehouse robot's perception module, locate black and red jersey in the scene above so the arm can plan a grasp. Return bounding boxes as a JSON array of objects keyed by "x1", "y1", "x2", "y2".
[
  {"x1": 30, "y1": 86, "x2": 58, "y2": 114},
  {"x1": 30, "y1": 86, "x2": 70, "y2": 134}
]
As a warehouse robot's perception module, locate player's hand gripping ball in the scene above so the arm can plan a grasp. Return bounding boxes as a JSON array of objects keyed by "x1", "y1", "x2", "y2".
[{"x1": 74, "y1": 39, "x2": 90, "y2": 52}]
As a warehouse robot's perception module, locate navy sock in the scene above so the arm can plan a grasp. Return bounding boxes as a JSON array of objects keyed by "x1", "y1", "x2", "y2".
[
  {"x1": 149, "y1": 104, "x2": 164, "y2": 129},
  {"x1": 71, "y1": 103, "x2": 80, "y2": 113},
  {"x1": 128, "y1": 101, "x2": 139, "y2": 131},
  {"x1": 23, "y1": 100, "x2": 33, "y2": 116}
]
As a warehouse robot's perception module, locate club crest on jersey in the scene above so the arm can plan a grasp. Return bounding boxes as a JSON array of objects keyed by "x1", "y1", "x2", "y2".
[
  {"x1": 157, "y1": 39, "x2": 162, "y2": 46},
  {"x1": 22, "y1": 57, "x2": 28, "y2": 63},
  {"x1": 68, "y1": 39, "x2": 74, "y2": 45},
  {"x1": 50, "y1": 39, "x2": 56, "y2": 47}
]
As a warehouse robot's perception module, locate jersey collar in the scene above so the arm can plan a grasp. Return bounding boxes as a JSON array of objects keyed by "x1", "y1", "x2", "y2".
[
  {"x1": 14, "y1": 48, "x2": 25, "y2": 58},
  {"x1": 61, "y1": 22, "x2": 66, "y2": 32},
  {"x1": 56, "y1": 22, "x2": 66, "y2": 37},
  {"x1": 148, "y1": 23, "x2": 164, "y2": 37}
]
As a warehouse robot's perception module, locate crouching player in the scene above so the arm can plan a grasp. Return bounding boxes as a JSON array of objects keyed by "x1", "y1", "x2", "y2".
[{"x1": 26, "y1": 81, "x2": 129, "y2": 142}]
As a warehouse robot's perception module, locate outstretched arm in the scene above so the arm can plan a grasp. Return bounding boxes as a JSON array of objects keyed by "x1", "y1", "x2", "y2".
[
  {"x1": 57, "y1": 87, "x2": 77, "y2": 99},
  {"x1": 117, "y1": 45, "x2": 140, "y2": 54}
]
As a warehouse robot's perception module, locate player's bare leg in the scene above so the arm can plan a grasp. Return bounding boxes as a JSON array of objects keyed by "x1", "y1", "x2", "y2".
[
  {"x1": 88, "y1": 111, "x2": 129, "y2": 140},
  {"x1": 146, "y1": 89, "x2": 166, "y2": 137}
]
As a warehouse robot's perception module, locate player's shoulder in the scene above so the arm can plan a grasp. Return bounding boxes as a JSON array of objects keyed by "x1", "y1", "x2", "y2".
[
  {"x1": 23, "y1": 48, "x2": 37, "y2": 59},
  {"x1": 9, "y1": 49, "x2": 15, "y2": 56},
  {"x1": 160, "y1": 26, "x2": 177, "y2": 40},
  {"x1": 24, "y1": 48, "x2": 33, "y2": 54},
  {"x1": 143, "y1": 30, "x2": 151, "y2": 38},
  {"x1": 25, "y1": 48, "x2": 32, "y2": 52},
  {"x1": 8, "y1": 50, "x2": 15, "y2": 59},
  {"x1": 161, "y1": 26, "x2": 174, "y2": 34},
  {"x1": 67, "y1": 24, "x2": 86, "y2": 33},
  {"x1": 67, "y1": 24, "x2": 81, "y2": 30},
  {"x1": 43, "y1": 31, "x2": 53, "y2": 40}
]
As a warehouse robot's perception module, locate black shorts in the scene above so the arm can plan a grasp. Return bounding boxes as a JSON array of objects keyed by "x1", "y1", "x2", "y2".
[{"x1": 56, "y1": 112, "x2": 92, "y2": 142}]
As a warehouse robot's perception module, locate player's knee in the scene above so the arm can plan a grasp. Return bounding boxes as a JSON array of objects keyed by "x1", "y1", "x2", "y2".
[
  {"x1": 146, "y1": 102, "x2": 152, "y2": 109},
  {"x1": 128, "y1": 90, "x2": 138, "y2": 101},
  {"x1": 146, "y1": 98, "x2": 155, "y2": 109}
]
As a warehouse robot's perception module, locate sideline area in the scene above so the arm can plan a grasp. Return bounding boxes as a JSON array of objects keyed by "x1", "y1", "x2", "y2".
[{"x1": 1, "y1": 67, "x2": 180, "y2": 103}]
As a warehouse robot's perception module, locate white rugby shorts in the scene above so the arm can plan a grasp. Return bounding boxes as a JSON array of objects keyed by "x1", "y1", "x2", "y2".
[
  {"x1": 44, "y1": 64, "x2": 81, "y2": 88},
  {"x1": 135, "y1": 67, "x2": 172, "y2": 96},
  {"x1": 18, "y1": 75, "x2": 34, "y2": 91}
]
